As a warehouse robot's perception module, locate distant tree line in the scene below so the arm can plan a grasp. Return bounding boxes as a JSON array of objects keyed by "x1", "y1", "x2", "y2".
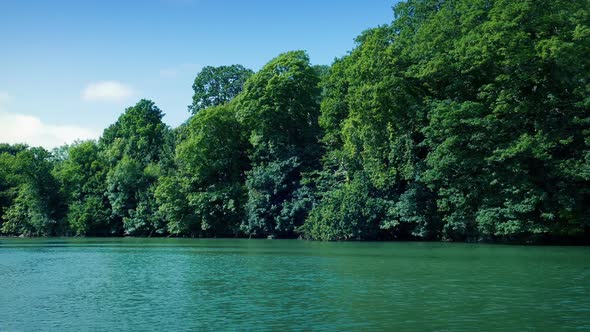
[{"x1": 1, "y1": 0, "x2": 588, "y2": 242}]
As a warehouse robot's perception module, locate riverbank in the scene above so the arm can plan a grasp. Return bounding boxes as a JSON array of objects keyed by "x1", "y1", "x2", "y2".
[{"x1": 2, "y1": 234, "x2": 589, "y2": 245}]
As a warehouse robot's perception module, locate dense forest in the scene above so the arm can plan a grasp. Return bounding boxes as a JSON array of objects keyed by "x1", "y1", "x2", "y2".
[{"x1": 1, "y1": 0, "x2": 588, "y2": 242}]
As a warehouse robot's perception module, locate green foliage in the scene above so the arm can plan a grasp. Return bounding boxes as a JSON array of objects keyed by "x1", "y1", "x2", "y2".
[
  {"x1": 177, "y1": 105, "x2": 248, "y2": 186},
  {"x1": 154, "y1": 175, "x2": 196, "y2": 236},
  {"x1": 106, "y1": 156, "x2": 164, "y2": 236},
  {"x1": 301, "y1": 0, "x2": 589, "y2": 242},
  {"x1": 189, "y1": 64, "x2": 253, "y2": 114},
  {"x1": 101, "y1": 99, "x2": 168, "y2": 165},
  {"x1": 0, "y1": 147, "x2": 62, "y2": 236},
  {"x1": 303, "y1": 22, "x2": 441, "y2": 241},
  {"x1": 243, "y1": 157, "x2": 303, "y2": 237},
  {"x1": 2, "y1": 184, "x2": 55, "y2": 236},
  {"x1": 414, "y1": 0, "x2": 590, "y2": 241},
  {"x1": 159, "y1": 104, "x2": 249, "y2": 237},
  {"x1": 236, "y1": 51, "x2": 322, "y2": 237},
  {"x1": 0, "y1": 143, "x2": 28, "y2": 156},
  {"x1": 236, "y1": 51, "x2": 322, "y2": 164},
  {"x1": 301, "y1": 173, "x2": 385, "y2": 241},
  {"x1": 53, "y1": 141, "x2": 113, "y2": 236},
  {"x1": 0, "y1": 0, "x2": 587, "y2": 243},
  {"x1": 101, "y1": 99, "x2": 170, "y2": 236}
]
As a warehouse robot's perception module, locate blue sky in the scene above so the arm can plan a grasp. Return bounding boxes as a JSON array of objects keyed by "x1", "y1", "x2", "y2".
[{"x1": 0, "y1": 0, "x2": 396, "y2": 148}]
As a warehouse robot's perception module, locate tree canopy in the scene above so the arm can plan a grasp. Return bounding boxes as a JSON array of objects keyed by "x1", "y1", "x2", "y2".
[
  {"x1": 189, "y1": 64, "x2": 253, "y2": 114},
  {"x1": 1, "y1": 0, "x2": 588, "y2": 243}
]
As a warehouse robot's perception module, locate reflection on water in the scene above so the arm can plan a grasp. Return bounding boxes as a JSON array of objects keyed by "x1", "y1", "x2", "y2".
[{"x1": 0, "y1": 238, "x2": 588, "y2": 331}]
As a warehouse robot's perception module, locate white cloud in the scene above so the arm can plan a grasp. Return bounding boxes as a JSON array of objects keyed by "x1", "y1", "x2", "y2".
[
  {"x1": 82, "y1": 81, "x2": 134, "y2": 102},
  {"x1": 0, "y1": 93, "x2": 100, "y2": 149},
  {"x1": 0, "y1": 111, "x2": 100, "y2": 149},
  {"x1": 159, "y1": 63, "x2": 201, "y2": 79}
]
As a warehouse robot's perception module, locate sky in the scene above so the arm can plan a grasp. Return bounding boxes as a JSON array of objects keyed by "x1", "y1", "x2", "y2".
[{"x1": 0, "y1": 0, "x2": 397, "y2": 149}]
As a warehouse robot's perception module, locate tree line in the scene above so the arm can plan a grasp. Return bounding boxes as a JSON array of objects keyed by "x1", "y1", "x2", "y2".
[{"x1": 1, "y1": 0, "x2": 588, "y2": 242}]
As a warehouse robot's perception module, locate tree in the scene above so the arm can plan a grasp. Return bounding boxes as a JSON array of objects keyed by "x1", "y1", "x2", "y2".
[
  {"x1": 414, "y1": 0, "x2": 590, "y2": 241},
  {"x1": 189, "y1": 64, "x2": 253, "y2": 114},
  {"x1": 101, "y1": 99, "x2": 170, "y2": 236},
  {"x1": 101, "y1": 99, "x2": 168, "y2": 165},
  {"x1": 302, "y1": 23, "x2": 442, "y2": 241},
  {"x1": 53, "y1": 141, "x2": 113, "y2": 236},
  {"x1": 301, "y1": 173, "x2": 386, "y2": 241},
  {"x1": 235, "y1": 51, "x2": 322, "y2": 237},
  {"x1": 0, "y1": 0, "x2": 587, "y2": 242},
  {"x1": 302, "y1": 0, "x2": 589, "y2": 242},
  {"x1": 0, "y1": 147, "x2": 63, "y2": 236},
  {"x1": 158, "y1": 104, "x2": 249, "y2": 236},
  {"x1": 107, "y1": 157, "x2": 164, "y2": 236}
]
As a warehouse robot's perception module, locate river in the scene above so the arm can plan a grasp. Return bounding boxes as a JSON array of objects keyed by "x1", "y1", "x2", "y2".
[{"x1": 0, "y1": 238, "x2": 588, "y2": 331}]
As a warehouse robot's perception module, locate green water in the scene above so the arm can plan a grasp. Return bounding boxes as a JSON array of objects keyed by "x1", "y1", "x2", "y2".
[{"x1": 0, "y1": 238, "x2": 588, "y2": 331}]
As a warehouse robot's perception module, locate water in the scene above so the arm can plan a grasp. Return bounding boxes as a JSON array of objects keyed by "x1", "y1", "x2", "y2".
[{"x1": 0, "y1": 238, "x2": 588, "y2": 331}]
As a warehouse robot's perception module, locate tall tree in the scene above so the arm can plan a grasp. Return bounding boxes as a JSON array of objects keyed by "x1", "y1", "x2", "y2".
[
  {"x1": 100, "y1": 99, "x2": 170, "y2": 236},
  {"x1": 189, "y1": 64, "x2": 253, "y2": 114},
  {"x1": 235, "y1": 50, "x2": 322, "y2": 237},
  {"x1": 416, "y1": 0, "x2": 590, "y2": 241},
  {"x1": 303, "y1": 24, "x2": 441, "y2": 241},
  {"x1": 53, "y1": 141, "x2": 113, "y2": 236},
  {"x1": 157, "y1": 104, "x2": 249, "y2": 237},
  {"x1": 0, "y1": 147, "x2": 63, "y2": 236},
  {"x1": 304, "y1": 0, "x2": 589, "y2": 242}
]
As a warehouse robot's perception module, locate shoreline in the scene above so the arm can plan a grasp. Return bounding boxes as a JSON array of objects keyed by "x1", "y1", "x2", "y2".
[{"x1": 1, "y1": 235, "x2": 588, "y2": 246}]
